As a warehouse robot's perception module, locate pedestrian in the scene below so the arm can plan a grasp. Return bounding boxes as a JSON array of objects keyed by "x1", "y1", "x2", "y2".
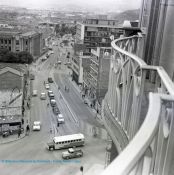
[
  {"x1": 65, "y1": 86, "x2": 66, "y2": 91},
  {"x1": 21, "y1": 118, "x2": 24, "y2": 125},
  {"x1": 18, "y1": 129, "x2": 21, "y2": 138},
  {"x1": 47, "y1": 103, "x2": 49, "y2": 107},
  {"x1": 50, "y1": 128, "x2": 52, "y2": 133}
]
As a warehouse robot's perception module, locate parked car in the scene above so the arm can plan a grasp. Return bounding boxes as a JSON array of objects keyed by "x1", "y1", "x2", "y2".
[
  {"x1": 57, "y1": 114, "x2": 64, "y2": 124},
  {"x1": 48, "y1": 90, "x2": 53, "y2": 97},
  {"x1": 62, "y1": 148, "x2": 83, "y2": 159},
  {"x1": 45, "y1": 83, "x2": 50, "y2": 90},
  {"x1": 52, "y1": 106, "x2": 60, "y2": 115},
  {"x1": 33, "y1": 121, "x2": 41, "y2": 131},
  {"x1": 48, "y1": 77, "x2": 53, "y2": 83},
  {"x1": 40, "y1": 92, "x2": 46, "y2": 100},
  {"x1": 50, "y1": 99, "x2": 56, "y2": 107},
  {"x1": 32, "y1": 90, "x2": 38, "y2": 96},
  {"x1": 49, "y1": 93, "x2": 55, "y2": 100},
  {"x1": 41, "y1": 56, "x2": 47, "y2": 61}
]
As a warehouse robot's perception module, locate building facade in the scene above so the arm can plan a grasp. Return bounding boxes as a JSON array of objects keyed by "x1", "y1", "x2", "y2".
[
  {"x1": 0, "y1": 63, "x2": 28, "y2": 135},
  {"x1": 0, "y1": 31, "x2": 43, "y2": 59},
  {"x1": 83, "y1": 47, "x2": 112, "y2": 108},
  {"x1": 72, "y1": 18, "x2": 123, "y2": 85},
  {"x1": 139, "y1": 0, "x2": 174, "y2": 79}
]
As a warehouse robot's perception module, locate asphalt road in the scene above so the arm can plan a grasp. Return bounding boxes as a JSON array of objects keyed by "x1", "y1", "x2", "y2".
[{"x1": 0, "y1": 37, "x2": 107, "y2": 175}]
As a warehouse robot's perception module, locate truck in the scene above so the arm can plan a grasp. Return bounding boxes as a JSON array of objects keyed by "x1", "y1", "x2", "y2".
[{"x1": 62, "y1": 148, "x2": 83, "y2": 159}]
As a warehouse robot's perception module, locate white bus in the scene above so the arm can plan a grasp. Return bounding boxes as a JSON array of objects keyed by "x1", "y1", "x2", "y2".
[{"x1": 47, "y1": 133, "x2": 85, "y2": 151}]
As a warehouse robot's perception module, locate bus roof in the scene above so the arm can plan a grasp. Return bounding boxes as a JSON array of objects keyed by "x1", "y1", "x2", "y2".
[{"x1": 53, "y1": 133, "x2": 84, "y2": 143}]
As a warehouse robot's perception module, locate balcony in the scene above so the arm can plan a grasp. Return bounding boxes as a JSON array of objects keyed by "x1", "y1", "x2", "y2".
[{"x1": 101, "y1": 35, "x2": 174, "y2": 175}]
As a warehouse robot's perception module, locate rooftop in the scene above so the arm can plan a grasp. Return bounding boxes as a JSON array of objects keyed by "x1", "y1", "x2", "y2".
[
  {"x1": 0, "y1": 90, "x2": 23, "y2": 116},
  {"x1": 21, "y1": 31, "x2": 39, "y2": 37},
  {"x1": 0, "y1": 63, "x2": 28, "y2": 74}
]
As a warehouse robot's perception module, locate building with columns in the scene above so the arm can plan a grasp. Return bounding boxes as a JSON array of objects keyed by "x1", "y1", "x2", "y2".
[{"x1": 0, "y1": 31, "x2": 43, "y2": 59}]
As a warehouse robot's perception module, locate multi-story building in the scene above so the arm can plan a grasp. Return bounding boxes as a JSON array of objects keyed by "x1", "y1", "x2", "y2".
[
  {"x1": 0, "y1": 31, "x2": 21, "y2": 52},
  {"x1": 83, "y1": 47, "x2": 112, "y2": 108},
  {"x1": 0, "y1": 31, "x2": 43, "y2": 59},
  {"x1": 72, "y1": 18, "x2": 123, "y2": 85},
  {"x1": 20, "y1": 31, "x2": 43, "y2": 58}
]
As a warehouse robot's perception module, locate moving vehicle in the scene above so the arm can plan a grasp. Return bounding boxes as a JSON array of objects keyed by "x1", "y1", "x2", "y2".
[
  {"x1": 32, "y1": 90, "x2": 38, "y2": 96},
  {"x1": 57, "y1": 114, "x2": 64, "y2": 124},
  {"x1": 57, "y1": 61, "x2": 62, "y2": 64},
  {"x1": 47, "y1": 133, "x2": 85, "y2": 151},
  {"x1": 50, "y1": 99, "x2": 56, "y2": 106},
  {"x1": 40, "y1": 92, "x2": 46, "y2": 100},
  {"x1": 48, "y1": 77, "x2": 53, "y2": 83},
  {"x1": 62, "y1": 148, "x2": 83, "y2": 159},
  {"x1": 33, "y1": 121, "x2": 41, "y2": 131}
]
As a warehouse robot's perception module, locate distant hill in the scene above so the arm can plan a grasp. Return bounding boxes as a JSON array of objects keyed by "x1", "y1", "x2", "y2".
[{"x1": 112, "y1": 9, "x2": 140, "y2": 26}]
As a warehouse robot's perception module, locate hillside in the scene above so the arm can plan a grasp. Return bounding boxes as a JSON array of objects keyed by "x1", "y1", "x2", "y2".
[{"x1": 111, "y1": 9, "x2": 140, "y2": 26}]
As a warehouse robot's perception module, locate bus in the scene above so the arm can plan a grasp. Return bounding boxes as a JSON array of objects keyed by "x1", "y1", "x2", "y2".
[{"x1": 47, "y1": 133, "x2": 85, "y2": 151}]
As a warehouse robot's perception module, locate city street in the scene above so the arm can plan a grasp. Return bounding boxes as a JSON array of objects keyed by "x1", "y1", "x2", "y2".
[{"x1": 0, "y1": 38, "x2": 107, "y2": 175}]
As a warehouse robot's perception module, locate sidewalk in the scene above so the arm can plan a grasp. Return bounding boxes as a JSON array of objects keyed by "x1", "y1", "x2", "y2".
[{"x1": 67, "y1": 76, "x2": 102, "y2": 121}]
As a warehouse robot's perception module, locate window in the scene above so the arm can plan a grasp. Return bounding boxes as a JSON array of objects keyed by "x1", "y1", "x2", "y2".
[
  {"x1": 16, "y1": 40, "x2": 19, "y2": 45},
  {"x1": 9, "y1": 40, "x2": 11, "y2": 44}
]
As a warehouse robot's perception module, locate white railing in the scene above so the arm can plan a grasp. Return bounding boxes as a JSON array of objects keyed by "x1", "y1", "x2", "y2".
[{"x1": 102, "y1": 35, "x2": 174, "y2": 175}]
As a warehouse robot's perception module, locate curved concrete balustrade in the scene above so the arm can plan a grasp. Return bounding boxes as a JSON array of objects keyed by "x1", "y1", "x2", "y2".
[{"x1": 102, "y1": 35, "x2": 174, "y2": 175}]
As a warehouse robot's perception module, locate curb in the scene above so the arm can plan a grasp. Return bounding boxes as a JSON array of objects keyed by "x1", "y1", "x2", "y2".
[{"x1": 0, "y1": 133, "x2": 26, "y2": 145}]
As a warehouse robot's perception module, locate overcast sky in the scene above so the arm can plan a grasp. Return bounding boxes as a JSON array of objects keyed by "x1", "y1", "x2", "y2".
[{"x1": 0, "y1": 0, "x2": 142, "y2": 11}]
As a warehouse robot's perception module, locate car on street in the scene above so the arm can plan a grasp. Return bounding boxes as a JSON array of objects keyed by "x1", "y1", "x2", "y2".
[
  {"x1": 32, "y1": 90, "x2": 38, "y2": 96},
  {"x1": 45, "y1": 83, "x2": 50, "y2": 90},
  {"x1": 57, "y1": 61, "x2": 62, "y2": 64},
  {"x1": 41, "y1": 56, "x2": 47, "y2": 61},
  {"x1": 48, "y1": 90, "x2": 53, "y2": 97},
  {"x1": 62, "y1": 148, "x2": 83, "y2": 159},
  {"x1": 57, "y1": 114, "x2": 64, "y2": 124},
  {"x1": 48, "y1": 77, "x2": 54, "y2": 83},
  {"x1": 52, "y1": 106, "x2": 60, "y2": 115},
  {"x1": 33, "y1": 121, "x2": 41, "y2": 131},
  {"x1": 50, "y1": 51, "x2": 54, "y2": 54},
  {"x1": 49, "y1": 93, "x2": 55, "y2": 100},
  {"x1": 50, "y1": 99, "x2": 56, "y2": 107},
  {"x1": 40, "y1": 92, "x2": 46, "y2": 100}
]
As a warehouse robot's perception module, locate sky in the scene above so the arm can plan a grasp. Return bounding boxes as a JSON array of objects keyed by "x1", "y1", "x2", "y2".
[{"x1": 0, "y1": 0, "x2": 142, "y2": 12}]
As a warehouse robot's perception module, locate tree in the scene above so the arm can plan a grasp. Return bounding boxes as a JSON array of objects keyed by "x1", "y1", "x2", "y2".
[
  {"x1": 17, "y1": 51, "x2": 33, "y2": 64},
  {"x1": 0, "y1": 49, "x2": 33, "y2": 64}
]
